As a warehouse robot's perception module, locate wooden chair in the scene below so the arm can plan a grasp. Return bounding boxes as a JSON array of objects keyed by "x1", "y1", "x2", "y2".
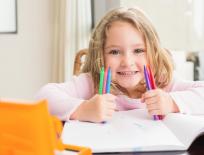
[{"x1": 73, "y1": 49, "x2": 88, "y2": 75}]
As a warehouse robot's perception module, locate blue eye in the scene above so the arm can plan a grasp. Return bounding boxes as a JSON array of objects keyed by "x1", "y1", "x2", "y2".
[
  {"x1": 134, "y1": 49, "x2": 144, "y2": 53},
  {"x1": 134, "y1": 49, "x2": 144, "y2": 54},
  {"x1": 109, "y1": 50, "x2": 120, "y2": 55}
]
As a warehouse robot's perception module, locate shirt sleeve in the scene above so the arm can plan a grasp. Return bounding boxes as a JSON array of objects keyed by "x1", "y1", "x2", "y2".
[
  {"x1": 35, "y1": 73, "x2": 94, "y2": 121},
  {"x1": 167, "y1": 75, "x2": 204, "y2": 114}
]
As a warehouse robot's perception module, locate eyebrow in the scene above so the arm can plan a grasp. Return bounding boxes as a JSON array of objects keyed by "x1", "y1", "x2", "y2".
[
  {"x1": 104, "y1": 45, "x2": 120, "y2": 50},
  {"x1": 105, "y1": 44, "x2": 145, "y2": 49}
]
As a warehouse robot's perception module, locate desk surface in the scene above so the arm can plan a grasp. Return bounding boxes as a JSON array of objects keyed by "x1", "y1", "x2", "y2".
[{"x1": 94, "y1": 135, "x2": 204, "y2": 155}]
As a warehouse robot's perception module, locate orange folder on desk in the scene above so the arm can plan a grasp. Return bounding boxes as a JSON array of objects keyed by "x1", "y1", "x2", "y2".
[{"x1": 0, "y1": 99, "x2": 91, "y2": 155}]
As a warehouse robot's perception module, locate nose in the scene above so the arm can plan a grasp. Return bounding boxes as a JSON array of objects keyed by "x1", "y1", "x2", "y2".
[{"x1": 120, "y1": 53, "x2": 135, "y2": 67}]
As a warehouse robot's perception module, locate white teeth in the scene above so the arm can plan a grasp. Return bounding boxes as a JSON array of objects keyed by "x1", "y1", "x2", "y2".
[{"x1": 118, "y1": 71, "x2": 137, "y2": 75}]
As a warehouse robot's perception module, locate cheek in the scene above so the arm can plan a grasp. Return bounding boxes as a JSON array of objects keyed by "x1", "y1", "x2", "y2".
[
  {"x1": 105, "y1": 58, "x2": 117, "y2": 79},
  {"x1": 138, "y1": 55, "x2": 147, "y2": 66},
  {"x1": 136, "y1": 57, "x2": 147, "y2": 68},
  {"x1": 141, "y1": 59, "x2": 147, "y2": 67},
  {"x1": 105, "y1": 56, "x2": 117, "y2": 68}
]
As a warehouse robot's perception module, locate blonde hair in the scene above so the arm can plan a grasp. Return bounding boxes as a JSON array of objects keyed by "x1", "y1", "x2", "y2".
[{"x1": 82, "y1": 7, "x2": 174, "y2": 95}]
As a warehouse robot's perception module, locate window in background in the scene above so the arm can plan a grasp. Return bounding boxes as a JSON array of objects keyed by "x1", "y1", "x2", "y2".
[
  {"x1": 65, "y1": 0, "x2": 92, "y2": 81},
  {"x1": 0, "y1": 0, "x2": 17, "y2": 33}
]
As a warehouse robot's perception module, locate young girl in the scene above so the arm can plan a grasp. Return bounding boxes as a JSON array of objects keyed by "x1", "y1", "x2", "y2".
[{"x1": 36, "y1": 7, "x2": 204, "y2": 123}]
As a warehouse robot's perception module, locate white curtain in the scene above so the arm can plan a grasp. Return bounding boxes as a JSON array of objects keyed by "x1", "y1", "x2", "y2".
[
  {"x1": 52, "y1": 0, "x2": 92, "y2": 82},
  {"x1": 65, "y1": 0, "x2": 92, "y2": 81},
  {"x1": 52, "y1": 0, "x2": 66, "y2": 82}
]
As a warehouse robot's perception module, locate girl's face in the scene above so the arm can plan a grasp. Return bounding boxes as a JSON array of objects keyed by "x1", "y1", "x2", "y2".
[{"x1": 104, "y1": 21, "x2": 147, "y2": 96}]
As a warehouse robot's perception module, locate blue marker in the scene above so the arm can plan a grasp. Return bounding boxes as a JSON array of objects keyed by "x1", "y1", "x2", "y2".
[{"x1": 106, "y1": 67, "x2": 111, "y2": 93}]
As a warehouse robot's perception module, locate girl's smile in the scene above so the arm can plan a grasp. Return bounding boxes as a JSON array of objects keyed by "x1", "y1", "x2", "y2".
[{"x1": 117, "y1": 70, "x2": 139, "y2": 76}]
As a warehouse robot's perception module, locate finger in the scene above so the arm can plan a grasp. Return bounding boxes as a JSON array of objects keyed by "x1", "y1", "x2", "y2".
[
  {"x1": 107, "y1": 105, "x2": 117, "y2": 111},
  {"x1": 105, "y1": 96, "x2": 116, "y2": 101},
  {"x1": 105, "y1": 101, "x2": 117, "y2": 109},
  {"x1": 146, "y1": 103, "x2": 158, "y2": 110},
  {"x1": 104, "y1": 94, "x2": 117, "y2": 100},
  {"x1": 141, "y1": 94, "x2": 145, "y2": 103},
  {"x1": 103, "y1": 113, "x2": 113, "y2": 121},
  {"x1": 145, "y1": 97, "x2": 158, "y2": 105},
  {"x1": 106, "y1": 98, "x2": 116, "y2": 103},
  {"x1": 148, "y1": 109, "x2": 161, "y2": 115},
  {"x1": 144, "y1": 89, "x2": 160, "y2": 99},
  {"x1": 106, "y1": 109, "x2": 115, "y2": 117}
]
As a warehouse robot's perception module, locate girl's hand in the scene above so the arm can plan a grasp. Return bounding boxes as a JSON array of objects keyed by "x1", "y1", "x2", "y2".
[
  {"x1": 141, "y1": 89, "x2": 179, "y2": 115},
  {"x1": 70, "y1": 94, "x2": 117, "y2": 123}
]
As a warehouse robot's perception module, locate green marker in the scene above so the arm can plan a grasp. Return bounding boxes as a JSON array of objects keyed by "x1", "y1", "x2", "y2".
[{"x1": 99, "y1": 67, "x2": 104, "y2": 94}]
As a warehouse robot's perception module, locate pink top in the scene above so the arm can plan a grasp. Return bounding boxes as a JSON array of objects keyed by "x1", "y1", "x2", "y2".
[{"x1": 35, "y1": 73, "x2": 204, "y2": 121}]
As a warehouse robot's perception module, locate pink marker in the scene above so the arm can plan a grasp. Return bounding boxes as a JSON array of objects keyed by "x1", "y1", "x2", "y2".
[{"x1": 102, "y1": 67, "x2": 108, "y2": 94}]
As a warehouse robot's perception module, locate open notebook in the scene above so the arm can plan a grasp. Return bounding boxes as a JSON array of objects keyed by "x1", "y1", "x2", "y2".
[{"x1": 61, "y1": 109, "x2": 204, "y2": 153}]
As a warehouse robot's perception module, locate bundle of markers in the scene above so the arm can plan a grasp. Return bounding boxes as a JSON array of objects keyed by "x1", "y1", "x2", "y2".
[
  {"x1": 144, "y1": 65, "x2": 163, "y2": 120},
  {"x1": 99, "y1": 67, "x2": 111, "y2": 94},
  {"x1": 99, "y1": 66, "x2": 163, "y2": 120}
]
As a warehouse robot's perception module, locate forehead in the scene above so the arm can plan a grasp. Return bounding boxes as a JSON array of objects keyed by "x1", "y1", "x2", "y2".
[
  {"x1": 105, "y1": 21, "x2": 143, "y2": 40},
  {"x1": 105, "y1": 21, "x2": 145, "y2": 46},
  {"x1": 106, "y1": 20, "x2": 136, "y2": 33}
]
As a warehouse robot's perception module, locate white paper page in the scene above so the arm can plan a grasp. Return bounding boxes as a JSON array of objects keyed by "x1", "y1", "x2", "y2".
[
  {"x1": 55, "y1": 150, "x2": 78, "y2": 155},
  {"x1": 62, "y1": 109, "x2": 185, "y2": 153},
  {"x1": 163, "y1": 113, "x2": 204, "y2": 148}
]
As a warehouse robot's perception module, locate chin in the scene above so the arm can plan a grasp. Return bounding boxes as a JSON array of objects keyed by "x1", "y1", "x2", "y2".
[
  {"x1": 119, "y1": 82, "x2": 139, "y2": 90},
  {"x1": 113, "y1": 76, "x2": 142, "y2": 87}
]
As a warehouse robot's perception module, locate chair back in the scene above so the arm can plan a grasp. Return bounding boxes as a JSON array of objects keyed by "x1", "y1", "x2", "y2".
[{"x1": 73, "y1": 49, "x2": 88, "y2": 75}]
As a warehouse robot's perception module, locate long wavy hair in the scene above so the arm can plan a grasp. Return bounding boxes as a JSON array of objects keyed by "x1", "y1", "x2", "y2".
[{"x1": 82, "y1": 7, "x2": 174, "y2": 96}]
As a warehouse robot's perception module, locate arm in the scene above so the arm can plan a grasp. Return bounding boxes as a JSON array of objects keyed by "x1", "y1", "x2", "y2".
[
  {"x1": 35, "y1": 73, "x2": 94, "y2": 121},
  {"x1": 70, "y1": 94, "x2": 116, "y2": 123},
  {"x1": 35, "y1": 73, "x2": 116, "y2": 122},
  {"x1": 141, "y1": 89, "x2": 179, "y2": 116},
  {"x1": 169, "y1": 78, "x2": 204, "y2": 114},
  {"x1": 142, "y1": 76, "x2": 204, "y2": 115}
]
